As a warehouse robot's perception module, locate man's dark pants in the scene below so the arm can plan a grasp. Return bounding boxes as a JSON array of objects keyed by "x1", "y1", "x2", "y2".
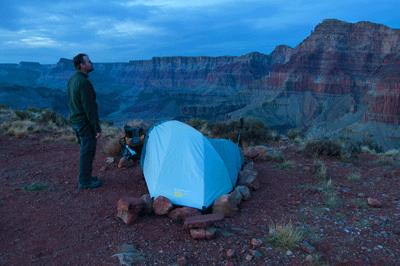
[{"x1": 72, "y1": 122, "x2": 97, "y2": 185}]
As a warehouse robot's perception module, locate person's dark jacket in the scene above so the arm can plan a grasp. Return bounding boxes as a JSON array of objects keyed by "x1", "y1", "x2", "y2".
[{"x1": 67, "y1": 71, "x2": 101, "y2": 133}]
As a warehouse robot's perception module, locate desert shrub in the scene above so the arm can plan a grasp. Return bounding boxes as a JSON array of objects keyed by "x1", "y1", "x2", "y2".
[
  {"x1": 276, "y1": 160, "x2": 294, "y2": 170},
  {"x1": 14, "y1": 110, "x2": 32, "y2": 120},
  {"x1": 286, "y1": 128, "x2": 305, "y2": 140},
  {"x1": 38, "y1": 109, "x2": 68, "y2": 126},
  {"x1": 303, "y1": 139, "x2": 342, "y2": 158},
  {"x1": 124, "y1": 119, "x2": 153, "y2": 132},
  {"x1": 186, "y1": 118, "x2": 214, "y2": 136},
  {"x1": 303, "y1": 136, "x2": 363, "y2": 160},
  {"x1": 27, "y1": 107, "x2": 36, "y2": 112},
  {"x1": 210, "y1": 118, "x2": 279, "y2": 147},
  {"x1": 5, "y1": 120, "x2": 38, "y2": 138},
  {"x1": 357, "y1": 139, "x2": 383, "y2": 154},
  {"x1": 322, "y1": 179, "x2": 338, "y2": 208},
  {"x1": 41, "y1": 134, "x2": 77, "y2": 143},
  {"x1": 312, "y1": 160, "x2": 327, "y2": 180},
  {"x1": 348, "y1": 172, "x2": 361, "y2": 182},
  {"x1": 266, "y1": 220, "x2": 303, "y2": 250},
  {"x1": 100, "y1": 122, "x2": 121, "y2": 138},
  {"x1": 58, "y1": 135, "x2": 78, "y2": 143},
  {"x1": 324, "y1": 190, "x2": 339, "y2": 208},
  {"x1": 374, "y1": 158, "x2": 395, "y2": 166},
  {"x1": 352, "y1": 199, "x2": 369, "y2": 209},
  {"x1": 103, "y1": 135, "x2": 123, "y2": 157},
  {"x1": 384, "y1": 149, "x2": 400, "y2": 157}
]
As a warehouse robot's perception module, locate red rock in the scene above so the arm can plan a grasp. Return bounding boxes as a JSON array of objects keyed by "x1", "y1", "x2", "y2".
[
  {"x1": 235, "y1": 186, "x2": 251, "y2": 201},
  {"x1": 367, "y1": 197, "x2": 382, "y2": 208},
  {"x1": 190, "y1": 227, "x2": 218, "y2": 240},
  {"x1": 226, "y1": 249, "x2": 235, "y2": 258},
  {"x1": 242, "y1": 162, "x2": 255, "y2": 171},
  {"x1": 117, "y1": 210, "x2": 139, "y2": 225},
  {"x1": 251, "y1": 238, "x2": 263, "y2": 247},
  {"x1": 212, "y1": 194, "x2": 238, "y2": 218},
  {"x1": 168, "y1": 207, "x2": 201, "y2": 224},
  {"x1": 177, "y1": 257, "x2": 187, "y2": 266},
  {"x1": 237, "y1": 169, "x2": 259, "y2": 190},
  {"x1": 242, "y1": 147, "x2": 259, "y2": 158},
  {"x1": 118, "y1": 157, "x2": 135, "y2": 168},
  {"x1": 230, "y1": 188, "x2": 243, "y2": 206},
  {"x1": 153, "y1": 196, "x2": 173, "y2": 215},
  {"x1": 183, "y1": 213, "x2": 224, "y2": 229},
  {"x1": 117, "y1": 197, "x2": 144, "y2": 213},
  {"x1": 300, "y1": 241, "x2": 316, "y2": 253}
]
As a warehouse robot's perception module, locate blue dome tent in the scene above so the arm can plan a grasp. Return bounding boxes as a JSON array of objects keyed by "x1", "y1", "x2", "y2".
[{"x1": 140, "y1": 120, "x2": 244, "y2": 210}]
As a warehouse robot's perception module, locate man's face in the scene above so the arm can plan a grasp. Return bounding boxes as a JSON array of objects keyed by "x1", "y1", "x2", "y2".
[{"x1": 80, "y1": 55, "x2": 94, "y2": 73}]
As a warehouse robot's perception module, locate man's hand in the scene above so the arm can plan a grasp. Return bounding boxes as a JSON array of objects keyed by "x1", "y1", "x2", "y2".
[{"x1": 95, "y1": 133, "x2": 101, "y2": 139}]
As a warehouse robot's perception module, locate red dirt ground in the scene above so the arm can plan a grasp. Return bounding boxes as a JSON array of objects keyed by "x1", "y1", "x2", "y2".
[{"x1": 1, "y1": 133, "x2": 399, "y2": 265}]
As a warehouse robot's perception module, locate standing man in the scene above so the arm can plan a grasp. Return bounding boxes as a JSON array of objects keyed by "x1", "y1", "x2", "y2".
[{"x1": 68, "y1": 54, "x2": 102, "y2": 189}]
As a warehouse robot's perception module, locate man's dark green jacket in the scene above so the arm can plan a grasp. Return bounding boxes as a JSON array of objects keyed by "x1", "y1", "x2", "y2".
[{"x1": 67, "y1": 71, "x2": 101, "y2": 133}]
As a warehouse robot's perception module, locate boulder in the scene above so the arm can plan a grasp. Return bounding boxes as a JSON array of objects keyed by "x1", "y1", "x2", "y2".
[
  {"x1": 212, "y1": 194, "x2": 238, "y2": 218},
  {"x1": 230, "y1": 188, "x2": 243, "y2": 206},
  {"x1": 237, "y1": 169, "x2": 260, "y2": 190},
  {"x1": 235, "y1": 186, "x2": 251, "y2": 201},
  {"x1": 153, "y1": 196, "x2": 173, "y2": 215},
  {"x1": 117, "y1": 210, "x2": 139, "y2": 225},
  {"x1": 117, "y1": 197, "x2": 144, "y2": 213},
  {"x1": 242, "y1": 147, "x2": 259, "y2": 159},
  {"x1": 117, "y1": 197, "x2": 145, "y2": 225}
]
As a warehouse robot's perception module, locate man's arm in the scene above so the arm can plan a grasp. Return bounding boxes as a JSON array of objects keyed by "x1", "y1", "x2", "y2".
[{"x1": 81, "y1": 81, "x2": 101, "y2": 133}]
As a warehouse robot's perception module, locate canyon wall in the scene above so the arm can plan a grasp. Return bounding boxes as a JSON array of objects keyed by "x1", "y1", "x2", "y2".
[{"x1": 1, "y1": 19, "x2": 399, "y2": 148}]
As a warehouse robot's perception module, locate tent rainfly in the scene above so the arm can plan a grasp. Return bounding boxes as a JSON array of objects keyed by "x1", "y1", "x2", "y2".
[{"x1": 140, "y1": 120, "x2": 244, "y2": 210}]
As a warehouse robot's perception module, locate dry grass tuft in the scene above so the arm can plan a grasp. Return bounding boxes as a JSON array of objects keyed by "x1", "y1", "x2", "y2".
[
  {"x1": 322, "y1": 179, "x2": 339, "y2": 208},
  {"x1": 275, "y1": 160, "x2": 295, "y2": 170},
  {"x1": 347, "y1": 172, "x2": 361, "y2": 182},
  {"x1": 103, "y1": 136, "x2": 123, "y2": 157},
  {"x1": 312, "y1": 160, "x2": 327, "y2": 180},
  {"x1": 267, "y1": 219, "x2": 303, "y2": 250}
]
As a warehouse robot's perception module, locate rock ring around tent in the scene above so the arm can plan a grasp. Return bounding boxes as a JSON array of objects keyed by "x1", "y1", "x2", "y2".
[{"x1": 140, "y1": 120, "x2": 244, "y2": 210}]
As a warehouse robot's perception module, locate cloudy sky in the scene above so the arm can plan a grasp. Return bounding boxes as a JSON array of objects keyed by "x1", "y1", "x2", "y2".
[{"x1": 1, "y1": 0, "x2": 399, "y2": 64}]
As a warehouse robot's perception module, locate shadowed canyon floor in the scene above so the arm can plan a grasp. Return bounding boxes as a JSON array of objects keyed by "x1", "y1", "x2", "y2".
[{"x1": 0, "y1": 133, "x2": 399, "y2": 265}]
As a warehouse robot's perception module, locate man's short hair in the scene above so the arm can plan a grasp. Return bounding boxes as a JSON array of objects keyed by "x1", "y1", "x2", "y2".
[{"x1": 73, "y1": 53, "x2": 88, "y2": 70}]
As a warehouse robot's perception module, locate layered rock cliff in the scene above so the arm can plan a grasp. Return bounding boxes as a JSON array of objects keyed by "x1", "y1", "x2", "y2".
[{"x1": 1, "y1": 19, "x2": 399, "y2": 149}]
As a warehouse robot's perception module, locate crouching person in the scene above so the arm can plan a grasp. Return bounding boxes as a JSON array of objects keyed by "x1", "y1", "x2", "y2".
[{"x1": 67, "y1": 53, "x2": 102, "y2": 189}]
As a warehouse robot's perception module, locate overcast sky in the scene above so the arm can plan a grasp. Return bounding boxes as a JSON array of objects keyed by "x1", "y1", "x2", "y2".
[{"x1": 1, "y1": 0, "x2": 399, "y2": 64}]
